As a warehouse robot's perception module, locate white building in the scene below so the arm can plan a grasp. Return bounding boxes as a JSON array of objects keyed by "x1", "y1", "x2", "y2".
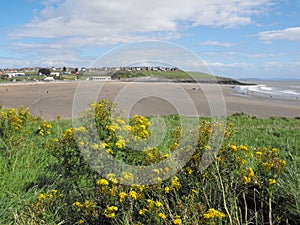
[
  {"x1": 87, "y1": 76, "x2": 111, "y2": 81},
  {"x1": 5, "y1": 72, "x2": 25, "y2": 78}
]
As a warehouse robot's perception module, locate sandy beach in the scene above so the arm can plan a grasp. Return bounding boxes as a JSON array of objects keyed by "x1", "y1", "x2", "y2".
[{"x1": 1, "y1": 81, "x2": 300, "y2": 120}]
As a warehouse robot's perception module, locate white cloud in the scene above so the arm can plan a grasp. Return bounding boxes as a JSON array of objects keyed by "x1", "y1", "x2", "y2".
[
  {"x1": 259, "y1": 27, "x2": 300, "y2": 41},
  {"x1": 11, "y1": 0, "x2": 273, "y2": 45},
  {"x1": 0, "y1": 57, "x2": 37, "y2": 68},
  {"x1": 200, "y1": 41, "x2": 235, "y2": 47}
]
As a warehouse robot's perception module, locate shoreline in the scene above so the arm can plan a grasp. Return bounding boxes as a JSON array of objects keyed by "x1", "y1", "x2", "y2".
[{"x1": 1, "y1": 81, "x2": 299, "y2": 120}]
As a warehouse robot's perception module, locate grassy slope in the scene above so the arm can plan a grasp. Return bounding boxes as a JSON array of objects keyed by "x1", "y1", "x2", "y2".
[
  {"x1": 110, "y1": 70, "x2": 244, "y2": 84},
  {"x1": 1, "y1": 112, "x2": 299, "y2": 224}
]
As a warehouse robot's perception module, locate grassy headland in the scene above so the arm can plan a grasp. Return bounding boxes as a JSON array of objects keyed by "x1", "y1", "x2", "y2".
[
  {"x1": 1, "y1": 103, "x2": 299, "y2": 224},
  {"x1": 109, "y1": 70, "x2": 248, "y2": 85}
]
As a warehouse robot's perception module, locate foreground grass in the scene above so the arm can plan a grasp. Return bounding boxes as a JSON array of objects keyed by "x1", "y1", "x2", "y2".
[{"x1": 0, "y1": 105, "x2": 299, "y2": 224}]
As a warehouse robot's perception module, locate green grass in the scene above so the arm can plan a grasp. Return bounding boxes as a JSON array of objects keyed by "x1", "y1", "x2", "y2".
[
  {"x1": 110, "y1": 70, "x2": 222, "y2": 80},
  {"x1": 1, "y1": 106, "x2": 299, "y2": 224}
]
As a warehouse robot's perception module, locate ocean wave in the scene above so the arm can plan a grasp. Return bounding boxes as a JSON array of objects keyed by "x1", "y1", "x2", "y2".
[{"x1": 234, "y1": 84, "x2": 300, "y2": 100}]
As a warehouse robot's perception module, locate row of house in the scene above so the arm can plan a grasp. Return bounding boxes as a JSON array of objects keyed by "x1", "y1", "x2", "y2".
[{"x1": 93, "y1": 66, "x2": 180, "y2": 72}]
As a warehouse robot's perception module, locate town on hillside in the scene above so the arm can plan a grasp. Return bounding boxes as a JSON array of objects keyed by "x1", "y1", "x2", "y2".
[{"x1": 0, "y1": 66, "x2": 180, "y2": 81}]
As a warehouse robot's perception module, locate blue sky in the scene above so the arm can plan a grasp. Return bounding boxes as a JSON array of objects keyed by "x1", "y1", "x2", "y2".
[{"x1": 0, "y1": 0, "x2": 299, "y2": 79}]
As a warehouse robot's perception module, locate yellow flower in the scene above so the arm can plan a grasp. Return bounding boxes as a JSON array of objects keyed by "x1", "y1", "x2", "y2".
[
  {"x1": 191, "y1": 189, "x2": 198, "y2": 194},
  {"x1": 187, "y1": 168, "x2": 193, "y2": 175},
  {"x1": 38, "y1": 193, "x2": 46, "y2": 200},
  {"x1": 106, "y1": 149, "x2": 114, "y2": 154},
  {"x1": 84, "y1": 201, "x2": 94, "y2": 209},
  {"x1": 158, "y1": 212, "x2": 167, "y2": 219},
  {"x1": 165, "y1": 187, "x2": 170, "y2": 194},
  {"x1": 239, "y1": 145, "x2": 248, "y2": 151},
  {"x1": 262, "y1": 162, "x2": 272, "y2": 170},
  {"x1": 153, "y1": 169, "x2": 160, "y2": 174},
  {"x1": 269, "y1": 179, "x2": 276, "y2": 185},
  {"x1": 173, "y1": 216, "x2": 182, "y2": 225},
  {"x1": 119, "y1": 192, "x2": 127, "y2": 203},
  {"x1": 155, "y1": 200, "x2": 163, "y2": 207},
  {"x1": 204, "y1": 208, "x2": 226, "y2": 219},
  {"x1": 73, "y1": 201, "x2": 83, "y2": 208},
  {"x1": 147, "y1": 199, "x2": 155, "y2": 208},
  {"x1": 129, "y1": 190, "x2": 138, "y2": 200},
  {"x1": 107, "y1": 206, "x2": 118, "y2": 211},
  {"x1": 279, "y1": 159, "x2": 286, "y2": 166},
  {"x1": 105, "y1": 212, "x2": 115, "y2": 218},
  {"x1": 230, "y1": 144, "x2": 238, "y2": 151},
  {"x1": 51, "y1": 189, "x2": 58, "y2": 195},
  {"x1": 139, "y1": 208, "x2": 147, "y2": 215},
  {"x1": 244, "y1": 176, "x2": 251, "y2": 184},
  {"x1": 256, "y1": 151, "x2": 263, "y2": 156},
  {"x1": 78, "y1": 219, "x2": 85, "y2": 224},
  {"x1": 171, "y1": 176, "x2": 181, "y2": 190},
  {"x1": 163, "y1": 153, "x2": 170, "y2": 158},
  {"x1": 97, "y1": 178, "x2": 109, "y2": 186},
  {"x1": 92, "y1": 144, "x2": 99, "y2": 150},
  {"x1": 104, "y1": 205, "x2": 118, "y2": 218},
  {"x1": 204, "y1": 145, "x2": 211, "y2": 150},
  {"x1": 116, "y1": 138, "x2": 126, "y2": 149},
  {"x1": 248, "y1": 168, "x2": 255, "y2": 177},
  {"x1": 101, "y1": 142, "x2": 108, "y2": 148},
  {"x1": 107, "y1": 173, "x2": 118, "y2": 184}
]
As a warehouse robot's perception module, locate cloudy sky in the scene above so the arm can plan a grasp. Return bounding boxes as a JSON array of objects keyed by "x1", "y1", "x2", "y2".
[{"x1": 0, "y1": 0, "x2": 299, "y2": 79}]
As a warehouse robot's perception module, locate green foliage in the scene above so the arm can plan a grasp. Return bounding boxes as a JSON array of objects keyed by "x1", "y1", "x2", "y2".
[{"x1": 0, "y1": 103, "x2": 299, "y2": 224}]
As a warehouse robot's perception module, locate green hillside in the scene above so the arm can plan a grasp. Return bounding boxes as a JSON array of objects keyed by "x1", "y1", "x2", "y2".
[{"x1": 109, "y1": 70, "x2": 245, "y2": 84}]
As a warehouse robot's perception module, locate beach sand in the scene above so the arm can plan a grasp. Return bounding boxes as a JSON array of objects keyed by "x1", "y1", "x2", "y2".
[{"x1": 1, "y1": 81, "x2": 300, "y2": 120}]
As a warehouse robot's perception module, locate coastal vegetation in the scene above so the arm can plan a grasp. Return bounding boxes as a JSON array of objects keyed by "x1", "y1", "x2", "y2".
[
  {"x1": 0, "y1": 102, "x2": 299, "y2": 224},
  {"x1": 110, "y1": 70, "x2": 245, "y2": 84}
]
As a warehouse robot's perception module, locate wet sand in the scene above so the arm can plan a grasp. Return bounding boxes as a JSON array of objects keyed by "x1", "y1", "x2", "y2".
[{"x1": 1, "y1": 81, "x2": 300, "y2": 120}]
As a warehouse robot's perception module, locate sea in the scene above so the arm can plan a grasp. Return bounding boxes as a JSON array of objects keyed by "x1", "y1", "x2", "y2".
[{"x1": 233, "y1": 80, "x2": 300, "y2": 101}]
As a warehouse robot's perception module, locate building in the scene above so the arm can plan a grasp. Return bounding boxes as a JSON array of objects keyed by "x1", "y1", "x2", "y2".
[{"x1": 88, "y1": 76, "x2": 111, "y2": 81}]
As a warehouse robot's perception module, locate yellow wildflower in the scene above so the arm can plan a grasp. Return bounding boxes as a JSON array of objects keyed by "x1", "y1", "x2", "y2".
[
  {"x1": 139, "y1": 208, "x2": 147, "y2": 215},
  {"x1": 165, "y1": 187, "x2": 170, "y2": 194},
  {"x1": 173, "y1": 216, "x2": 182, "y2": 225},
  {"x1": 84, "y1": 201, "x2": 94, "y2": 209},
  {"x1": 78, "y1": 219, "x2": 85, "y2": 224},
  {"x1": 73, "y1": 201, "x2": 83, "y2": 208},
  {"x1": 91, "y1": 144, "x2": 99, "y2": 150},
  {"x1": 155, "y1": 200, "x2": 163, "y2": 207},
  {"x1": 97, "y1": 178, "x2": 109, "y2": 186},
  {"x1": 158, "y1": 212, "x2": 167, "y2": 219},
  {"x1": 248, "y1": 168, "x2": 254, "y2": 177},
  {"x1": 129, "y1": 190, "x2": 138, "y2": 200},
  {"x1": 107, "y1": 173, "x2": 118, "y2": 184},
  {"x1": 101, "y1": 142, "x2": 108, "y2": 148},
  {"x1": 171, "y1": 176, "x2": 181, "y2": 190},
  {"x1": 239, "y1": 145, "x2": 248, "y2": 151},
  {"x1": 204, "y1": 208, "x2": 226, "y2": 219},
  {"x1": 106, "y1": 149, "x2": 114, "y2": 154},
  {"x1": 230, "y1": 144, "x2": 238, "y2": 151},
  {"x1": 119, "y1": 192, "x2": 127, "y2": 203},
  {"x1": 269, "y1": 179, "x2": 276, "y2": 185},
  {"x1": 104, "y1": 205, "x2": 118, "y2": 218},
  {"x1": 204, "y1": 145, "x2": 211, "y2": 150},
  {"x1": 153, "y1": 169, "x2": 160, "y2": 174},
  {"x1": 38, "y1": 193, "x2": 46, "y2": 200},
  {"x1": 244, "y1": 176, "x2": 251, "y2": 184}
]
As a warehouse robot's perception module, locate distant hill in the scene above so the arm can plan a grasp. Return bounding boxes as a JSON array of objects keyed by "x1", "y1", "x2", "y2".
[{"x1": 109, "y1": 70, "x2": 248, "y2": 85}]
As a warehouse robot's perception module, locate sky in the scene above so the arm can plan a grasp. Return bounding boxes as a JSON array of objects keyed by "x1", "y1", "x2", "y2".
[{"x1": 0, "y1": 0, "x2": 299, "y2": 79}]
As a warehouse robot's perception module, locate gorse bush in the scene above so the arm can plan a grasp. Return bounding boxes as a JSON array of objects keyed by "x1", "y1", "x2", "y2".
[{"x1": 0, "y1": 101, "x2": 299, "y2": 224}]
